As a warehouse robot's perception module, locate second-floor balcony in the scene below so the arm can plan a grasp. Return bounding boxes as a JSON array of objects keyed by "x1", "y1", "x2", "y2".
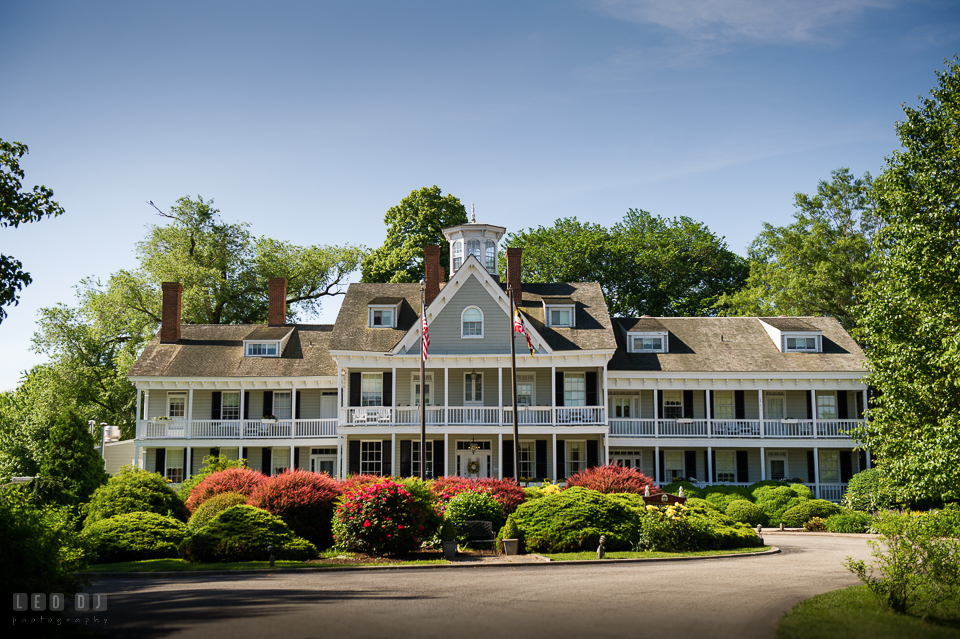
[
  {"x1": 137, "y1": 418, "x2": 338, "y2": 440},
  {"x1": 342, "y1": 405, "x2": 606, "y2": 426},
  {"x1": 608, "y1": 418, "x2": 863, "y2": 439}
]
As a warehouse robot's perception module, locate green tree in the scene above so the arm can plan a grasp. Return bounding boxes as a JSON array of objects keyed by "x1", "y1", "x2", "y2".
[
  {"x1": 0, "y1": 139, "x2": 65, "y2": 322},
  {"x1": 34, "y1": 409, "x2": 108, "y2": 506},
  {"x1": 720, "y1": 168, "x2": 878, "y2": 333},
  {"x1": 0, "y1": 366, "x2": 61, "y2": 479},
  {"x1": 857, "y1": 57, "x2": 960, "y2": 503},
  {"x1": 505, "y1": 211, "x2": 747, "y2": 317},
  {"x1": 361, "y1": 186, "x2": 468, "y2": 283}
]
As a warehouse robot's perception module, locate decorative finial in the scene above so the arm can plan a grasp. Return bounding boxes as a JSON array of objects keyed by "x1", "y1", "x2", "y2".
[{"x1": 471, "y1": 203, "x2": 476, "y2": 224}]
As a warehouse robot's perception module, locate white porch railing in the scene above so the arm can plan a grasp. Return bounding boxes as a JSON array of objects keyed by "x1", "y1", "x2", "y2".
[
  {"x1": 555, "y1": 406, "x2": 605, "y2": 424},
  {"x1": 609, "y1": 418, "x2": 862, "y2": 439},
  {"x1": 502, "y1": 406, "x2": 554, "y2": 425},
  {"x1": 345, "y1": 408, "x2": 393, "y2": 425},
  {"x1": 658, "y1": 419, "x2": 709, "y2": 437},
  {"x1": 711, "y1": 420, "x2": 762, "y2": 437},
  {"x1": 137, "y1": 419, "x2": 336, "y2": 439},
  {"x1": 447, "y1": 407, "x2": 501, "y2": 425},
  {"x1": 817, "y1": 483, "x2": 847, "y2": 501},
  {"x1": 295, "y1": 419, "x2": 338, "y2": 437},
  {"x1": 608, "y1": 419, "x2": 656, "y2": 436},
  {"x1": 394, "y1": 407, "x2": 446, "y2": 425}
]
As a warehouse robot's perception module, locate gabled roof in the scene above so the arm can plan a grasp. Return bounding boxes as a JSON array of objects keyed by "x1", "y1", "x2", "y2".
[
  {"x1": 516, "y1": 283, "x2": 616, "y2": 352},
  {"x1": 608, "y1": 316, "x2": 865, "y2": 373},
  {"x1": 243, "y1": 326, "x2": 295, "y2": 341},
  {"x1": 759, "y1": 317, "x2": 820, "y2": 332},
  {"x1": 329, "y1": 283, "x2": 422, "y2": 353},
  {"x1": 128, "y1": 324, "x2": 336, "y2": 378}
]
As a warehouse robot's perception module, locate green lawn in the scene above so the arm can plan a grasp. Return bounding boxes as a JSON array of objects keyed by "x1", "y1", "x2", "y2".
[
  {"x1": 776, "y1": 585, "x2": 960, "y2": 639},
  {"x1": 543, "y1": 546, "x2": 771, "y2": 561},
  {"x1": 83, "y1": 552, "x2": 449, "y2": 573}
]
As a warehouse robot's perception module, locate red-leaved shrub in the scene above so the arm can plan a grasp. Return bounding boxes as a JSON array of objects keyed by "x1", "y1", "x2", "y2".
[
  {"x1": 185, "y1": 468, "x2": 268, "y2": 513},
  {"x1": 247, "y1": 470, "x2": 343, "y2": 548},
  {"x1": 564, "y1": 465, "x2": 660, "y2": 495},
  {"x1": 428, "y1": 477, "x2": 525, "y2": 515}
]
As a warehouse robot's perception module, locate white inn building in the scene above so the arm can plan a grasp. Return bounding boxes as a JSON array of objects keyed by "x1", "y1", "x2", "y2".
[{"x1": 128, "y1": 219, "x2": 870, "y2": 501}]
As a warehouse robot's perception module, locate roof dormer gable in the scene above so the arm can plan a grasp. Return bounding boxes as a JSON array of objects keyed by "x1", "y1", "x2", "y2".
[
  {"x1": 242, "y1": 326, "x2": 294, "y2": 357},
  {"x1": 758, "y1": 318, "x2": 823, "y2": 353}
]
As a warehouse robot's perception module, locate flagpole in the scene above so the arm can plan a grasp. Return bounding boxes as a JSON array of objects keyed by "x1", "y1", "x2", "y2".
[
  {"x1": 509, "y1": 286, "x2": 520, "y2": 484},
  {"x1": 420, "y1": 281, "x2": 427, "y2": 481}
]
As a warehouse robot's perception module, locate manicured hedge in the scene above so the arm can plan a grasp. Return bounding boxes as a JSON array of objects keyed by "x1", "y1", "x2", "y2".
[
  {"x1": 248, "y1": 470, "x2": 343, "y2": 548},
  {"x1": 179, "y1": 505, "x2": 317, "y2": 563},
  {"x1": 661, "y1": 481, "x2": 702, "y2": 498},
  {"x1": 752, "y1": 485, "x2": 809, "y2": 525},
  {"x1": 84, "y1": 466, "x2": 187, "y2": 526},
  {"x1": 188, "y1": 491, "x2": 248, "y2": 530},
  {"x1": 509, "y1": 487, "x2": 638, "y2": 553},
  {"x1": 445, "y1": 491, "x2": 505, "y2": 534},
  {"x1": 824, "y1": 511, "x2": 873, "y2": 533},
  {"x1": 843, "y1": 468, "x2": 901, "y2": 512},
  {"x1": 780, "y1": 499, "x2": 843, "y2": 528},
  {"x1": 725, "y1": 500, "x2": 767, "y2": 526},
  {"x1": 85, "y1": 512, "x2": 188, "y2": 563}
]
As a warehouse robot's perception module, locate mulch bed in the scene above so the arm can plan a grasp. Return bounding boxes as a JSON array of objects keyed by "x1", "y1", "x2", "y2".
[{"x1": 311, "y1": 547, "x2": 495, "y2": 565}]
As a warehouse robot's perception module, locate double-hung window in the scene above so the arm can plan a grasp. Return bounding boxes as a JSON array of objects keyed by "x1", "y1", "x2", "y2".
[
  {"x1": 664, "y1": 450, "x2": 684, "y2": 483},
  {"x1": 360, "y1": 441, "x2": 382, "y2": 475},
  {"x1": 764, "y1": 391, "x2": 785, "y2": 419},
  {"x1": 716, "y1": 450, "x2": 736, "y2": 483},
  {"x1": 516, "y1": 373, "x2": 535, "y2": 406},
  {"x1": 453, "y1": 241, "x2": 463, "y2": 270},
  {"x1": 467, "y1": 239, "x2": 481, "y2": 262},
  {"x1": 714, "y1": 391, "x2": 734, "y2": 420},
  {"x1": 662, "y1": 390, "x2": 683, "y2": 419},
  {"x1": 612, "y1": 397, "x2": 632, "y2": 418},
  {"x1": 519, "y1": 441, "x2": 535, "y2": 478},
  {"x1": 462, "y1": 307, "x2": 483, "y2": 337},
  {"x1": 166, "y1": 449, "x2": 184, "y2": 483},
  {"x1": 564, "y1": 373, "x2": 586, "y2": 407},
  {"x1": 412, "y1": 440, "x2": 433, "y2": 478},
  {"x1": 272, "y1": 448, "x2": 290, "y2": 475},
  {"x1": 817, "y1": 393, "x2": 837, "y2": 420},
  {"x1": 464, "y1": 373, "x2": 483, "y2": 404},
  {"x1": 485, "y1": 241, "x2": 496, "y2": 272},
  {"x1": 371, "y1": 309, "x2": 393, "y2": 327},
  {"x1": 361, "y1": 374, "x2": 383, "y2": 406},
  {"x1": 566, "y1": 441, "x2": 586, "y2": 476},
  {"x1": 412, "y1": 373, "x2": 433, "y2": 406},
  {"x1": 167, "y1": 393, "x2": 186, "y2": 419},
  {"x1": 221, "y1": 392, "x2": 240, "y2": 420},
  {"x1": 273, "y1": 392, "x2": 292, "y2": 420},
  {"x1": 819, "y1": 450, "x2": 840, "y2": 484}
]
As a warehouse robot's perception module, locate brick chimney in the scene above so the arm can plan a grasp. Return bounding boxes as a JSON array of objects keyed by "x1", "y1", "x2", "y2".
[
  {"x1": 160, "y1": 282, "x2": 183, "y2": 344},
  {"x1": 505, "y1": 247, "x2": 523, "y2": 303},
  {"x1": 424, "y1": 245, "x2": 441, "y2": 306},
  {"x1": 268, "y1": 277, "x2": 287, "y2": 326}
]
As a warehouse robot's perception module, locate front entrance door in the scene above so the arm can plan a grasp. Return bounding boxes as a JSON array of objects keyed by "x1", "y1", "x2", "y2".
[
  {"x1": 310, "y1": 454, "x2": 336, "y2": 475},
  {"x1": 610, "y1": 451, "x2": 643, "y2": 469},
  {"x1": 457, "y1": 450, "x2": 490, "y2": 478}
]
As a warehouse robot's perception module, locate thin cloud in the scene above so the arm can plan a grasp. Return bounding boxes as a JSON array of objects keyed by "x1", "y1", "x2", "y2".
[{"x1": 595, "y1": 0, "x2": 895, "y2": 43}]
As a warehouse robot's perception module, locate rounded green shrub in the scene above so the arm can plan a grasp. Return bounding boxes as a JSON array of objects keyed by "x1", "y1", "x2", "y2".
[
  {"x1": 445, "y1": 491, "x2": 505, "y2": 533},
  {"x1": 753, "y1": 485, "x2": 808, "y2": 525},
  {"x1": 179, "y1": 505, "x2": 317, "y2": 563},
  {"x1": 188, "y1": 491, "x2": 247, "y2": 530},
  {"x1": 725, "y1": 500, "x2": 767, "y2": 526},
  {"x1": 780, "y1": 499, "x2": 843, "y2": 527},
  {"x1": 85, "y1": 512, "x2": 188, "y2": 563},
  {"x1": 684, "y1": 497, "x2": 722, "y2": 514},
  {"x1": 704, "y1": 491, "x2": 750, "y2": 513},
  {"x1": 508, "y1": 487, "x2": 638, "y2": 553},
  {"x1": 824, "y1": 511, "x2": 873, "y2": 533},
  {"x1": 605, "y1": 492, "x2": 647, "y2": 514},
  {"x1": 843, "y1": 468, "x2": 901, "y2": 512},
  {"x1": 788, "y1": 483, "x2": 814, "y2": 500},
  {"x1": 84, "y1": 465, "x2": 187, "y2": 527},
  {"x1": 661, "y1": 481, "x2": 701, "y2": 498}
]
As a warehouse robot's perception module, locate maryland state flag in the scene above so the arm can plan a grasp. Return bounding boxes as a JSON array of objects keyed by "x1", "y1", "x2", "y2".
[{"x1": 513, "y1": 301, "x2": 535, "y2": 356}]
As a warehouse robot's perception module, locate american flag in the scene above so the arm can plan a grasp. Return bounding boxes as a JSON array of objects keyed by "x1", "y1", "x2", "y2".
[
  {"x1": 421, "y1": 301, "x2": 430, "y2": 361},
  {"x1": 513, "y1": 301, "x2": 535, "y2": 356}
]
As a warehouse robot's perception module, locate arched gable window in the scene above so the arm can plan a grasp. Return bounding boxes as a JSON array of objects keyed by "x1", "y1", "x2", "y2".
[
  {"x1": 485, "y1": 241, "x2": 496, "y2": 272},
  {"x1": 461, "y1": 306, "x2": 483, "y2": 338},
  {"x1": 453, "y1": 241, "x2": 463, "y2": 270},
  {"x1": 466, "y1": 239, "x2": 481, "y2": 262}
]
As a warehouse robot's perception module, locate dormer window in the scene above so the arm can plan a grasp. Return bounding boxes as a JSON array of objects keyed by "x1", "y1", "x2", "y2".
[
  {"x1": 628, "y1": 331, "x2": 668, "y2": 353},
  {"x1": 543, "y1": 298, "x2": 575, "y2": 328},
  {"x1": 784, "y1": 334, "x2": 820, "y2": 352},
  {"x1": 548, "y1": 308, "x2": 574, "y2": 327},
  {"x1": 246, "y1": 342, "x2": 279, "y2": 357},
  {"x1": 372, "y1": 309, "x2": 393, "y2": 327}
]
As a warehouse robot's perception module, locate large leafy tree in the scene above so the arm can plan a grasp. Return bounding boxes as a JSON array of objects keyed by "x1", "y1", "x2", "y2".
[
  {"x1": 857, "y1": 58, "x2": 960, "y2": 503},
  {"x1": 361, "y1": 186, "x2": 468, "y2": 283},
  {"x1": 505, "y1": 210, "x2": 747, "y2": 317},
  {"x1": 720, "y1": 168, "x2": 879, "y2": 333},
  {"x1": 33, "y1": 409, "x2": 108, "y2": 506},
  {"x1": 0, "y1": 139, "x2": 65, "y2": 322}
]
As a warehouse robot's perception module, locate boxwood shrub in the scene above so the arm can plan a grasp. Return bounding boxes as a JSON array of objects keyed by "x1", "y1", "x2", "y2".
[
  {"x1": 188, "y1": 491, "x2": 248, "y2": 530},
  {"x1": 725, "y1": 500, "x2": 767, "y2": 526},
  {"x1": 508, "y1": 487, "x2": 638, "y2": 553},
  {"x1": 179, "y1": 505, "x2": 317, "y2": 563},
  {"x1": 824, "y1": 511, "x2": 874, "y2": 533},
  {"x1": 661, "y1": 481, "x2": 701, "y2": 498},
  {"x1": 843, "y1": 468, "x2": 901, "y2": 512},
  {"x1": 85, "y1": 512, "x2": 188, "y2": 563},
  {"x1": 84, "y1": 466, "x2": 187, "y2": 527},
  {"x1": 445, "y1": 491, "x2": 505, "y2": 534},
  {"x1": 752, "y1": 485, "x2": 809, "y2": 525},
  {"x1": 780, "y1": 499, "x2": 842, "y2": 528}
]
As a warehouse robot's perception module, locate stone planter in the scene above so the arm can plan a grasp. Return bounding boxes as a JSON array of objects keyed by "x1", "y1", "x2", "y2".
[
  {"x1": 442, "y1": 541, "x2": 457, "y2": 560},
  {"x1": 502, "y1": 538, "x2": 520, "y2": 556}
]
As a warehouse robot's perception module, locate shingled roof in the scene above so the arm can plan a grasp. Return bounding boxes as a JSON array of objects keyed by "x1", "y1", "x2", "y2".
[
  {"x1": 516, "y1": 283, "x2": 616, "y2": 352},
  {"x1": 329, "y1": 283, "x2": 422, "y2": 352},
  {"x1": 128, "y1": 324, "x2": 336, "y2": 378},
  {"x1": 608, "y1": 316, "x2": 865, "y2": 373}
]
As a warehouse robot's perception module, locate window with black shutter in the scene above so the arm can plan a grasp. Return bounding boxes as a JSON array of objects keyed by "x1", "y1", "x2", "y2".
[
  {"x1": 382, "y1": 372, "x2": 393, "y2": 407},
  {"x1": 683, "y1": 390, "x2": 694, "y2": 418},
  {"x1": 555, "y1": 372, "x2": 564, "y2": 407},
  {"x1": 155, "y1": 448, "x2": 166, "y2": 476},
  {"x1": 433, "y1": 440, "x2": 444, "y2": 477},
  {"x1": 585, "y1": 372, "x2": 598, "y2": 406},
  {"x1": 535, "y1": 440, "x2": 547, "y2": 479},
  {"x1": 735, "y1": 391, "x2": 745, "y2": 420},
  {"x1": 350, "y1": 372, "x2": 361, "y2": 407},
  {"x1": 736, "y1": 450, "x2": 749, "y2": 483},
  {"x1": 211, "y1": 391, "x2": 222, "y2": 419},
  {"x1": 503, "y1": 440, "x2": 514, "y2": 478},
  {"x1": 587, "y1": 440, "x2": 599, "y2": 468}
]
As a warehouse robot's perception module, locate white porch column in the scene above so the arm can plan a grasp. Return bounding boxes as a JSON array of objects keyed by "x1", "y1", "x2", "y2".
[
  {"x1": 336, "y1": 368, "x2": 343, "y2": 423},
  {"x1": 391, "y1": 432, "x2": 396, "y2": 476},
  {"x1": 811, "y1": 389, "x2": 818, "y2": 438},
  {"x1": 185, "y1": 445, "x2": 192, "y2": 480},
  {"x1": 603, "y1": 433, "x2": 609, "y2": 466},
  {"x1": 336, "y1": 436, "x2": 342, "y2": 479},
  {"x1": 444, "y1": 433, "x2": 449, "y2": 478},
  {"x1": 188, "y1": 387, "x2": 194, "y2": 422},
  {"x1": 551, "y1": 366, "x2": 557, "y2": 423},
  {"x1": 655, "y1": 445, "x2": 660, "y2": 484},
  {"x1": 144, "y1": 390, "x2": 150, "y2": 420},
  {"x1": 444, "y1": 366, "x2": 449, "y2": 425},
  {"x1": 289, "y1": 445, "x2": 295, "y2": 471},
  {"x1": 391, "y1": 367, "x2": 396, "y2": 411},
  {"x1": 135, "y1": 387, "x2": 142, "y2": 424},
  {"x1": 706, "y1": 389, "x2": 712, "y2": 438},
  {"x1": 862, "y1": 388, "x2": 868, "y2": 420},
  {"x1": 552, "y1": 432, "x2": 558, "y2": 481},
  {"x1": 133, "y1": 443, "x2": 139, "y2": 469},
  {"x1": 292, "y1": 386, "x2": 297, "y2": 437},
  {"x1": 706, "y1": 446, "x2": 712, "y2": 484},
  {"x1": 758, "y1": 389, "x2": 765, "y2": 438},
  {"x1": 813, "y1": 446, "x2": 821, "y2": 498},
  {"x1": 498, "y1": 367, "x2": 503, "y2": 421},
  {"x1": 653, "y1": 389, "x2": 659, "y2": 438},
  {"x1": 760, "y1": 447, "x2": 766, "y2": 481},
  {"x1": 601, "y1": 366, "x2": 608, "y2": 416},
  {"x1": 239, "y1": 384, "x2": 245, "y2": 430},
  {"x1": 497, "y1": 432, "x2": 503, "y2": 479}
]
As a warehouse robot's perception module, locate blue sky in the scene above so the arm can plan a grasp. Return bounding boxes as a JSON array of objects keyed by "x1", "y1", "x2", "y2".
[{"x1": 1, "y1": 0, "x2": 956, "y2": 391}]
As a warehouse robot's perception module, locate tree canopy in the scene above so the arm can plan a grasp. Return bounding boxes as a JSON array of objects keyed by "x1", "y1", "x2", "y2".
[
  {"x1": 504, "y1": 210, "x2": 747, "y2": 317},
  {"x1": 0, "y1": 139, "x2": 65, "y2": 322},
  {"x1": 361, "y1": 186, "x2": 468, "y2": 283},
  {"x1": 719, "y1": 168, "x2": 878, "y2": 333},
  {"x1": 857, "y1": 57, "x2": 960, "y2": 503}
]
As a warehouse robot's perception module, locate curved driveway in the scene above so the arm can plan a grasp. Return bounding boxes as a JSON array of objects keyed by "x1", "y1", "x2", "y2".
[{"x1": 92, "y1": 533, "x2": 874, "y2": 639}]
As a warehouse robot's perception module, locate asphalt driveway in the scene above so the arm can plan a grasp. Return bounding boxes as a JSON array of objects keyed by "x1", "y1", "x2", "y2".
[{"x1": 78, "y1": 533, "x2": 875, "y2": 639}]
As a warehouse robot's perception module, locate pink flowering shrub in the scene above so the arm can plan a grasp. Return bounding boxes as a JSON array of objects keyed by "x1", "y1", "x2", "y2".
[
  {"x1": 331, "y1": 480, "x2": 424, "y2": 556},
  {"x1": 564, "y1": 465, "x2": 659, "y2": 495},
  {"x1": 185, "y1": 468, "x2": 268, "y2": 513},
  {"x1": 340, "y1": 474, "x2": 387, "y2": 492},
  {"x1": 247, "y1": 470, "x2": 343, "y2": 548}
]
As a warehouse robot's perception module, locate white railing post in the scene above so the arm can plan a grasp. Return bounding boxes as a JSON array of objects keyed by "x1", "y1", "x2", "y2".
[
  {"x1": 654, "y1": 389, "x2": 659, "y2": 438},
  {"x1": 758, "y1": 389, "x2": 765, "y2": 438},
  {"x1": 812, "y1": 389, "x2": 818, "y2": 438},
  {"x1": 706, "y1": 389, "x2": 712, "y2": 438}
]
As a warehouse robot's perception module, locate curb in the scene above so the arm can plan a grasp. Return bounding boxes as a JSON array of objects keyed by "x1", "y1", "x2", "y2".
[{"x1": 82, "y1": 547, "x2": 779, "y2": 580}]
